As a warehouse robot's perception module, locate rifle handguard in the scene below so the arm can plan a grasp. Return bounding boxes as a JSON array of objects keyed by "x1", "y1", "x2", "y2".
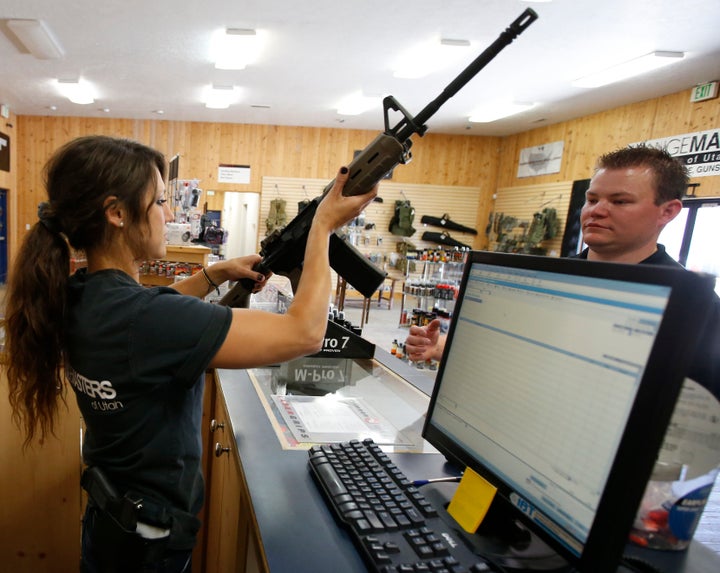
[{"x1": 323, "y1": 133, "x2": 410, "y2": 197}]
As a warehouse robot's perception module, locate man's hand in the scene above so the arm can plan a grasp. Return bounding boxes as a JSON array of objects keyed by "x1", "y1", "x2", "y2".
[{"x1": 405, "y1": 318, "x2": 445, "y2": 362}]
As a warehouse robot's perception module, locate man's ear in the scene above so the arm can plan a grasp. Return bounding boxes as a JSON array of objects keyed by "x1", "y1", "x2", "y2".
[
  {"x1": 659, "y1": 199, "x2": 683, "y2": 226},
  {"x1": 103, "y1": 196, "x2": 125, "y2": 229}
]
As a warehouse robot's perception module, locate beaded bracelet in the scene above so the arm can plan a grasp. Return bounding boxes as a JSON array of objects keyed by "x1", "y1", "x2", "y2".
[{"x1": 201, "y1": 267, "x2": 220, "y2": 296}]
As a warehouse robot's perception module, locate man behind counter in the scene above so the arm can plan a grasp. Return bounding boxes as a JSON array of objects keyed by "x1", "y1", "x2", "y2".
[{"x1": 405, "y1": 145, "x2": 720, "y2": 398}]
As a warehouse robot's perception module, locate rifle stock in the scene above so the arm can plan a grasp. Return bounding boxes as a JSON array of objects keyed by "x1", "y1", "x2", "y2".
[{"x1": 329, "y1": 235, "x2": 387, "y2": 298}]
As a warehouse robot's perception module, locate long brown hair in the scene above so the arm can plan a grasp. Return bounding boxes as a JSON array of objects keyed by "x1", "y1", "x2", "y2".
[{"x1": 3, "y1": 135, "x2": 166, "y2": 445}]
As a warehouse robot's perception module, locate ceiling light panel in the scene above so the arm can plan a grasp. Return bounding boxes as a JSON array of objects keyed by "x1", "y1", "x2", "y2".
[
  {"x1": 469, "y1": 102, "x2": 535, "y2": 123},
  {"x1": 392, "y1": 37, "x2": 472, "y2": 79},
  {"x1": 7, "y1": 19, "x2": 64, "y2": 59},
  {"x1": 572, "y1": 51, "x2": 685, "y2": 88}
]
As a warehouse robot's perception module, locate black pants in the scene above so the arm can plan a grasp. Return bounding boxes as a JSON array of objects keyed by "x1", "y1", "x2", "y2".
[{"x1": 81, "y1": 505, "x2": 192, "y2": 573}]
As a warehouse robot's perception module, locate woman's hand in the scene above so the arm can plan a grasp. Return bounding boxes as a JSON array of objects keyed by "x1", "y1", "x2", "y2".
[
  {"x1": 213, "y1": 255, "x2": 270, "y2": 292},
  {"x1": 170, "y1": 255, "x2": 269, "y2": 298},
  {"x1": 314, "y1": 167, "x2": 379, "y2": 234}
]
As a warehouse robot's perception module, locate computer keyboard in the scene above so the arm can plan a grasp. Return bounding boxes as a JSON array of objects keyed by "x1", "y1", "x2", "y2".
[{"x1": 308, "y1": 438, "x2": 494, "y2": 573}]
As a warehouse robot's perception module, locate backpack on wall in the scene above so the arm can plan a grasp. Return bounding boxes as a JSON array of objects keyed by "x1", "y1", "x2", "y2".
[
  {"x1": 527, "y1": 207, "x2": 559, "y2": 246},
  {"x1": 266, "y1": 198, "x2": 288, "y2": 236},
  {"x1": 389, "y1": 200, "x2": 416, "y2": 237}
]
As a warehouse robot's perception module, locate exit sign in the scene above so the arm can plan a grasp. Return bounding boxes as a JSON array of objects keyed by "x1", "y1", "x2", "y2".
[{"x1": 690, "y1": 81, "x2": 718, "y2": 103}]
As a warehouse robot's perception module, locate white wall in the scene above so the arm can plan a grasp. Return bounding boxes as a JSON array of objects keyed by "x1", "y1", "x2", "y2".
[{"x1": 222, "y1": 192, "x2": 260, "y2": 259}]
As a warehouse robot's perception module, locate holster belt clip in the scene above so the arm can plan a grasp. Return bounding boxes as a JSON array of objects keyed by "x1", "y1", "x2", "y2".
[{"x1": 81, "y1": 466, "x2": 143, "y2": 532}]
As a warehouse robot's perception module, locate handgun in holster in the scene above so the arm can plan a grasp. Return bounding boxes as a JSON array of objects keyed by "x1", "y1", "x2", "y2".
[{"x1": 81, "y1": 466, "x2": 143, "y2": 532}]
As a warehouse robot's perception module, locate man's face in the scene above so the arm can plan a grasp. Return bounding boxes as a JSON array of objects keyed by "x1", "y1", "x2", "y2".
[{"x1": 580, "y1": 166, "x2": 679, "y2": 259}]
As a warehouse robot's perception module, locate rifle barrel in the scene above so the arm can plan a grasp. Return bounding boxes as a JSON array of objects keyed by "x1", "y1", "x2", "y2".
[{"x1": 396, "y1": 8, "x2": 538, "y2": 141}]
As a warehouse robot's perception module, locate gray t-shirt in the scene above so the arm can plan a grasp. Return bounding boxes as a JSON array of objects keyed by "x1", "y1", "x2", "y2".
[{"x1": 66, "y1": 269, "x2": 232, "y2": 546}]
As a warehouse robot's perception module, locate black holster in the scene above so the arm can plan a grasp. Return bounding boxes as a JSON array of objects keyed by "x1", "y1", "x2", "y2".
[
  {"x1": 81, "y1": 467, "x2": 172, "y2": 572},
  {"x1": 81, "y1": 466, "x2": 143, "y2": 531}
]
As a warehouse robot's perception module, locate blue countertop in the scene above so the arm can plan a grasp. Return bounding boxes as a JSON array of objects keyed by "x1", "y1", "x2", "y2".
[{"x1": 216, "y1": 348, "x2": 720, "y2": 573}]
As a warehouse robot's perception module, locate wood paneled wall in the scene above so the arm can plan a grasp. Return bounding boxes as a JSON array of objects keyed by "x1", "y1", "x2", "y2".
[
  {"x1": 9, "y1": 86, "x2": 720, "y2": 264},
  {"x1": 0, "y1": 370, "x2": 83, "y2": 572},
  {"x1": 13, "y1": 117, "x2": 500, "y2": 263},
  {"x1": 10, "y1": 86, "x2": 720, "y2": 267},
  {"x1": 497, "y1": 90, "x2": 720, "y2": 196}
]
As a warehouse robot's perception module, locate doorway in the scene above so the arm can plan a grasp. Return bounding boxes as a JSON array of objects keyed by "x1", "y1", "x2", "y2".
[
  {"x1": 659, "y1": 197, "x2": 720, "y2": 295},
  {"x1": 221, "y1": 192, "x2": 260, "y2": 259}
]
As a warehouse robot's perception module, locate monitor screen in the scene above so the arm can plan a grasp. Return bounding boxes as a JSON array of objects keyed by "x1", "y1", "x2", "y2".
[{"x1": 422, "y1": 251, "x2": 715, "y2": 572}]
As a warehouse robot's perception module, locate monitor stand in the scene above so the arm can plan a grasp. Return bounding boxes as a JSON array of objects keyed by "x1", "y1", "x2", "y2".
[{"x1": 423, "y1": 482, "x2": 570, "y2": 572}]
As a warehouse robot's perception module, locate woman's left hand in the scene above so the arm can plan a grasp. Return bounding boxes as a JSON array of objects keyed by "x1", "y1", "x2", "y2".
[{"x1": 216, "y1": 255, "x2": 271, "y2": 292}]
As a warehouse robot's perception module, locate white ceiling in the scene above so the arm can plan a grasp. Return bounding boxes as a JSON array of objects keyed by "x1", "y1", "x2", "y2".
[{"x1": 0, "y1": 0, "x2": 719, "y2": 137}]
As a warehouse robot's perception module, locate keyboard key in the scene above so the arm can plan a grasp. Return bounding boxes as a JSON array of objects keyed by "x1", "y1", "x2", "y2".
[
  {"x1": 363, "y1": 510, "x2": 385, "y2": 531},
  {"x1": 312, "y1": 461, "x2": 348, "y2": 497}
]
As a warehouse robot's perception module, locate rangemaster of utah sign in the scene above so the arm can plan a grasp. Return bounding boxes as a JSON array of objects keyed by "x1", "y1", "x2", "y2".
[{"x1": 639, "y1": 128, "x2": 720, "y2": 177}]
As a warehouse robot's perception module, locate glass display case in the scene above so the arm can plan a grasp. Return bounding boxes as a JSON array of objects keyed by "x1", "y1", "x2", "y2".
[{"x1": 246, "y1": 356, "x2": 437, "y2": 455}]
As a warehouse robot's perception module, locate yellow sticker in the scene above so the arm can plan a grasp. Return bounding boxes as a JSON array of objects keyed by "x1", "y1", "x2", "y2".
[{"x1": 447, "y1": 467, "x2": 498, "y2": 533}]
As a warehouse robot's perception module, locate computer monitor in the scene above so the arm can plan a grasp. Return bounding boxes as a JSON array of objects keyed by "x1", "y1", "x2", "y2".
[{"x1": 422, "y1": 251, "x2": 715, "y2": 572}]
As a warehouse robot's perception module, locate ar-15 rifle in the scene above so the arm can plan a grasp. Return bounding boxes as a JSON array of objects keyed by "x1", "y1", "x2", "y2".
[{"x1": 220, "y1": 8, "x2": 538, "y2": 308}]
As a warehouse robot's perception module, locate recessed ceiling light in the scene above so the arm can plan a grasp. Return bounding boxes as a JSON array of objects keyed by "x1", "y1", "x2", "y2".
[
  {"x1": 212, "y1": 28, "x2": 264, "y2": 70},
  {"x1": 392, "y1": 37, "x2": 472, "y2": 79},
  {"x1": 204, "y1": 85, "x2": 239, "y2": 109},
  {"x1": 56, "y1": 79, "x2": 95, "y2": 105},
  {"x1": 336, "y1": 92, "x2": 381, "y2": 116},
  {"x1": 153, "y1": 109, "x2": 165, "y2": 115}
]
